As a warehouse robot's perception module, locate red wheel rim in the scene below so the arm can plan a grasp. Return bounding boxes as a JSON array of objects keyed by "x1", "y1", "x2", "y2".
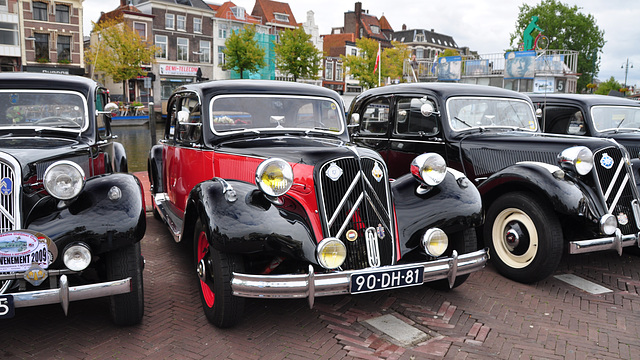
[{"x1": 197, "y1": 231, "x2": 215, "y2": 308}]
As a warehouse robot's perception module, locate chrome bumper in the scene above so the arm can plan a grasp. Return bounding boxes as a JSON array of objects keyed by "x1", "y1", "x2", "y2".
[
  {"x1": 231, "y1": 248, "x2": 488, "y2": 308},
  {"x1": 569, "y1": 229, "x2": 640, "y2": 255},
  {"x1": 9, "y1": 275, "x2": 132, "y2": 315}
]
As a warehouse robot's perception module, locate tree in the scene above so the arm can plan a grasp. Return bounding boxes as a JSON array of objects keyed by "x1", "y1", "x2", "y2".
[
  {"x1": 221, "y1": 25, "x2": 266, "y2": 79},
  {"x1": 509, "y1": 0, "x2": 605, "y2": 92},
  {"x1": 594, "y1": 76, "x2": 624, "y2": 95},
  {"x1": 84, "y1": 16, "x2": 158, "y2": 102},
  {"x1": 274, "y1": 27, "x2": 323, "y2": 81},
  {"x1": 380, "y1": 41, "x2": 411, "y2": 83},
  {"x1": 341, "y1": 37, "x2": 380, "y2": 89}
]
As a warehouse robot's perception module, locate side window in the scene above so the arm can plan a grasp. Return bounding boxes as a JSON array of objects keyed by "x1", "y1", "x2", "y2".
[
  {"x1": 165, "y1": 97, "x2": 179, "y2": 141},
  {"x1": 176, "y1": 94, "x2": 202, "y2": 145},
  {"x1": 542, "y1": 105, "x2": 585, "y2": 135},
  {"x1": 361, "y1": 98, "x2": 389, "y2": 135},
  {"x1": 395, "y1": 97, "x2": 438, "y2": 136},
  {"x1": 96, "y1": 89, "x2": 111, "y2": 140}
]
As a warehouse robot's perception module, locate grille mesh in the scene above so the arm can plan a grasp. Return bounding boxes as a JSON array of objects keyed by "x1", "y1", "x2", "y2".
[{"x1": 0, "y1": 156, "x2": 17, "y2": 232}]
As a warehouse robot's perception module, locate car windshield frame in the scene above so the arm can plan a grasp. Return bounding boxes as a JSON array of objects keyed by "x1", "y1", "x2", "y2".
[
  {"x1": 590, "y1": 105, "x2": 640, "y2": 132},
  {"x1": 446, "y1": 96, "x2": 538, "y2": 132},
  {"x1": 0, "y1": 89, "x2": 89, "y2": 133},
  {"x1": 208, "y1": 94, "x2": 345, "y2": 136}
]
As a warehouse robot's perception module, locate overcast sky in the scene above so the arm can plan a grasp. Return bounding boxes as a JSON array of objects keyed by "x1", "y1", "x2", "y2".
[{"x1": 83, "y1": 0, "x2": 640, "y2": 89}]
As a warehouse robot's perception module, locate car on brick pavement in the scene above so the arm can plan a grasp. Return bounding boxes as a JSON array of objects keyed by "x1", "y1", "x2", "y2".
[
  {"x1": 147, "y1": 79, "x2": 488, "y2": 328},
  {"x1": 528, "y1": 93, "x2": 640, "y2": 189},
  {"x1": 348, "y1": 82, "x2": 640, "y2": 284},
  {"x1": 0, "y1": 73, "x2": 146, "y2": 325}
]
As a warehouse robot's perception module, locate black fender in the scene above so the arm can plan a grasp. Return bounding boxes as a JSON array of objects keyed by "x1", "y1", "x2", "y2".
[
  {"x1": 630, "y1": 158, "x2": 640, "y2": 194},
  {"x1": 26, "y1": 173, "x2": 146, "y2": 263},
  {"x1": 113, "y1": 141, "x2": 128, "y2": 173},
  {"x1": 148, "y1": 144, "x2": 164, "y2": 194},
  {"x1": 392, "y1": 169, "x2": 483, "y2": 257},
  {"x1": 184, "y1": 178, "x2": 319, "y2": 264},
  {"x1": 478, "y1": 162, "x2": 601, "y2": 220}
]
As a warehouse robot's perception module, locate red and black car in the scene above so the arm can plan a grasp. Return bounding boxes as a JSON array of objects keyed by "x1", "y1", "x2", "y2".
[
  {"x1": 0, "y1": 73, "x2": 146, "y2": 325},
  {"x1": 148, "y1": 80, "x2": 488, "y2": 328}
]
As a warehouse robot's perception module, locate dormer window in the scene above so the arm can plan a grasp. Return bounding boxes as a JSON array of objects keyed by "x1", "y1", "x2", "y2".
[
  {"x1": 416, "y1": 33, "x2": 424, "y2": 42},
  {"x1": 371, "y1": 25, "x2": 379, "y2": 34},
  {"x1": 274, "y1": 13, "x2": 289, "y2": 22},
  {"x1": 231, "y1": 6, "x2": 245, "y2": 20}
]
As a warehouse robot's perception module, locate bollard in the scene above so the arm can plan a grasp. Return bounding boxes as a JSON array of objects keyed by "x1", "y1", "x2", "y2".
[{"x1": 149, "y1": 102, "x2": 156, "y2": 145}]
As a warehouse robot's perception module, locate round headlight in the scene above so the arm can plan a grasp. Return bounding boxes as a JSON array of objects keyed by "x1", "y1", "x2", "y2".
[
  {"x1": 421, "y1": 228, "x2": 448, "y2": 257},
  {"x1": 43, "y1": 161, "x2": 85, "y2": 200},
  {"x1": 600, "y1": 214, "x2": 617, "y2": 235},
  {"x1": 63, "y1": 243, "x2": 92, "y2": 271},
  {"x1": 558, "y1": 146, "x2": 593, "y2": 176},
  {"x1": 316, "y1": 238, "x2": 346, "y2": 269},
  {"x1": 410, "y1": 153, "x2": 447, "y2": 186},
  {"x1": 255, "y1": 158, "x2": 293, "y2": 197}
]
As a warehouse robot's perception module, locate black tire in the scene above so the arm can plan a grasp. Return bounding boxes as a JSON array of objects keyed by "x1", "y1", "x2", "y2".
[
  {"x1": 483, "y1": 192, "x2": 563, "y2": 283},
  {"x1": 194, "y1": 219, "x2": 244, "y2": 328},
  {"x1": 106, "y1": 242, "x2": 144, "y2": 326},
  {"x1": 427, "y1": 228, "x2": 477, "y2": 290}
]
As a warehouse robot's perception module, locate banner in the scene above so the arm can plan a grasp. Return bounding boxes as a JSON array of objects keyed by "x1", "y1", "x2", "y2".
[
  {"x1": 504, "y1": 51, "x2": 535, "y2": 79},
  {"x1": 437, "y1": 56, "x2": 462, "y2": 81}
]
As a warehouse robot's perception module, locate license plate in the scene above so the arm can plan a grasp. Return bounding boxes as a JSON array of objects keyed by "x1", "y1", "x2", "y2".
[
  {"x1": 350, "y1": 266, "x2": 424, "y2": 294},
  {"x1": 0, "y1": 294, "x2": 15, "y2": 319}
]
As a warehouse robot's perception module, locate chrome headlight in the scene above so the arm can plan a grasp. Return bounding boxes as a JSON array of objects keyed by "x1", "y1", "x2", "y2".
[
  {"x1": 316, "y1": 238, "x2": 346, "y2": 269},
  {"x1": 558, "y1": 146, "x2": 593, "y2": 176},
  {"x1": 255, "y1": 158, "x2": 293, "y2": 197},
  {"x1": 63, "y1": 243, "x2": 92, "y2": 271},
  {"x1": 410, "y1": 153, "x2": 447, "y2": 186},
  {"x1": 422, "y1": 228, "x2": 448, "y2": 257},
  {"x1": 43, "y1": 161, "x2": 85, "y2": 200},
  {"x1": 600, "y1": 214, "x2": 617, "y2": 235}
]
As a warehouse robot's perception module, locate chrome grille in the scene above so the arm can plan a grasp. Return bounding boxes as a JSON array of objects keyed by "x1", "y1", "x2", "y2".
[
  {"x1": 593, "y1": 147, "x2": 638, "y2": 234},
  {"x1": 318, "y1": 156, "x2": 394, "y2": 270},
  {"x1": 0, "y1": 153, "x2": 21, "y2": 232}
]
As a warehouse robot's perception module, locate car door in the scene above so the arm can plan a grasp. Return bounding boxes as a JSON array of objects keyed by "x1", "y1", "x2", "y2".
[
  {"x1": 535, "y1": 102, "x2": 589, "y2": 136},
  {"x1": 351, "y1": 97, "x2": 392, "y2": 158}
]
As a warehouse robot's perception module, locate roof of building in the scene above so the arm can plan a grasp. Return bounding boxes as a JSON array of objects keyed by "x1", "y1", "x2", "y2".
[
  {"x1": 252, "y1": 0, "x2": 297, "y2": 27},
  {"x1": 322, "y1": 33, "x2": 356, "y2": 56},
  {"x1": 391, "y1": 28, "x2": 458, "y2": 49},
  {"x1": 98, "y1": 2, "x2": 153, "y2": 25},
  {"x1": 211, "y1": 1, "x2": 261, "y2": 24}
]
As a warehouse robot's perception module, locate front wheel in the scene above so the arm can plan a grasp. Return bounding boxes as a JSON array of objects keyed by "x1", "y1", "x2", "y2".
[
  {"x1": 194, "y1": 219, "x2": 245, "y2": 328},
  {"x1": 483, "y1": 192, "x2": 563, "y2": 283},
  {"x1": 106, "y1": 242, "x2": 144, "y2": 326}
]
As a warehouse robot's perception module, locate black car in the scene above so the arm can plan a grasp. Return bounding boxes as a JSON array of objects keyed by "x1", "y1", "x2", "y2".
[
  {"x1": 529, "y1": 93, "x2": 640, "y2": 185},
  {"x1": 148, "y1": 79, "x2": 488, "y2": 327},
  {"x1": 0, "y1": 73, "x2": 146, "y2": 325},
  {"x1": 349, "y1": 82, "x2": 640, "y2": 283}
]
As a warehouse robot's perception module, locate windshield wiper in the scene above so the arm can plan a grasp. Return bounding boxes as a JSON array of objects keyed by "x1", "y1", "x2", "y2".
[{"x1": 454, "y1": 116, "x2": 473, "y2": 128}]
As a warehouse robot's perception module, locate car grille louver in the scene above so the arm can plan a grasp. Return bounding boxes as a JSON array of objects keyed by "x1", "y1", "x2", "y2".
[{"x1": 0, "y1": 153, "x2": 20, "y2": 232}]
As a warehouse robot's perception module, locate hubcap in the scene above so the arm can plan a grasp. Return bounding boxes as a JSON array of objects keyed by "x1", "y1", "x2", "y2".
[{"x1": 492, "y1": 207, "x2": 539, "y2": 269}]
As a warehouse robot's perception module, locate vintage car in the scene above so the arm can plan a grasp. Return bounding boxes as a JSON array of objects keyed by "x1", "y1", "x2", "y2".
[
  {"x1": 348, "y1": 82, "x2": 640, "y2": 284},
  {"x1": 0, "y1": 73, "x2": 146, "y2": 325},
  {"x1": 148, "y1": 80, "x2": 488, "y2": 328},
  {"x1": 529, "y1": 93, "x2": 640, "y2": 186}
]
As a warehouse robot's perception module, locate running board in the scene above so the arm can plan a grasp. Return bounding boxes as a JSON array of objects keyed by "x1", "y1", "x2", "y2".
[{"x1": 154, "y1": 193, "x2": 183, "y2": 242}]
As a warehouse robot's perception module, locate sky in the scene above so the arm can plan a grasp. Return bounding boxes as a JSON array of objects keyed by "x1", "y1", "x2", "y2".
[{"x1": 83, "y1": 0, "x2": 640, "y2": 89}]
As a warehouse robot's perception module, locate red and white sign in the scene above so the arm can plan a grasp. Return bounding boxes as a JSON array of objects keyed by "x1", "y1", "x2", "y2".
[
  {"x1": 160, "y1": 65, "x2": 198, "y2": 76},
  {"x1": 0, "y1": 231, "x2": 48, "y2": 272}
]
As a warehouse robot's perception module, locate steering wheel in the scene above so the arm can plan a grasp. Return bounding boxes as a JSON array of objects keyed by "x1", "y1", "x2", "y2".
[
  {"x1": 295, "y1": 119, "x2": 327, "y2": 129},
  {"x1": 33, "y1": 116, "x2": 80, "y2": 127}
]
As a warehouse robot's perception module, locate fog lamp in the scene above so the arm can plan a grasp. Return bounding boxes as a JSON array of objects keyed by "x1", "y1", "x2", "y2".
[
  {"x1": 422, "y1": 228, "x2": 448, "y2": 257},
  {"x1": 316, "y1": 238, "x2": 346, "y2": 269},
  {"x1": 600, "y1": 214, "x2": 617, "y2": 235},
  {"x1": 63, "y1": 243, "x2": 92, "y2": 271}
]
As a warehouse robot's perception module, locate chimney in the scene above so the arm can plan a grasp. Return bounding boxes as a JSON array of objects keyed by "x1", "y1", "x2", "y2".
[
  {"x1": 402, "y1": 24, "x2": 406, "y2": 31},
  {"x1": 120, "y1": 0, "x2": 127, "y2": 6},
  {"x1": 355, "y1": 2, "x2": 362, "y2": 39}
]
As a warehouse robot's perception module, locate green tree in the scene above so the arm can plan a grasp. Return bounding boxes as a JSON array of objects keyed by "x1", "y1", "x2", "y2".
[
  {"x1": 594, "y1": 76, "x2": 624, "y2": 95},
  {"x1": 341, "y1": 37, "x2": 380, "y2": 89},
  {"x1": 84, "y1": 16, "x2": 158, "y2": 102},
  {"x1": 381, "y1": 41, "x2": 411, "y2": 83},
  {"x1": 274, "y1": 27, "x2": 323, "y2": 81},
  {"x1": 509, "y1": 0, "x2": 605, "y2": 92},
  {"x1": 222, "y1": 25, "x2": 266, "y2": 79}
]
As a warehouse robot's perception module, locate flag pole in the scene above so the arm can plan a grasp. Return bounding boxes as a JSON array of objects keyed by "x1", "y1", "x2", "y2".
[{"x1": 378, "y1": 42, "x2": 381, "y2": 87}]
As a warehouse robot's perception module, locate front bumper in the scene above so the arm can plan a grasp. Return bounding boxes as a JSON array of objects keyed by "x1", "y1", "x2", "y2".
[
  {"x1": 569, "y1": 229, "x2": 640, "y2": 255},
  {"x1": 231, "y1": 248, "x2": 488, "y2": 308}
]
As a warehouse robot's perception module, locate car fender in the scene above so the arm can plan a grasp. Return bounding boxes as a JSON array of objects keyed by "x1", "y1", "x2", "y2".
[
  {"x1": 148, "y1": 144, "x2": 164, "y2": 194},
  {"x1": 391, "y1": 168, "x2": 483, "y2": 256},
  {"x1": 477, "y1": 161, "x2": 600, "y2": 218},
  {"x1": 184, "y1": 178, "x2": 319, "y2": 263},
  {"x1": 26, "y1": 173, "x2": 146, "y2": 257},
  {"x1": 113, "y1": 142, "x2": 128, "y2": 173}
]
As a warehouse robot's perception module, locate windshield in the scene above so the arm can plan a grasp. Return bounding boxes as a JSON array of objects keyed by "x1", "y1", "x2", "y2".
[
  {"x1": 0, "y1": 90, "x2": 87, "y2": 131},
  {"x1": 447, "y1": 97, "x2": 537, "y2": 131},
  {"x1": 591, "y1": 105, "x2": 640, "y2": 132},
  {"x1": 209, "y1": 94, "x2": 344, "y2": 135}
]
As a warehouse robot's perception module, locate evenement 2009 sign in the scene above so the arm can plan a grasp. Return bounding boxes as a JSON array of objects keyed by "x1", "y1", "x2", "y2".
[{"x1": 0, "y1": 231, "x2": 49, "y2": 272}]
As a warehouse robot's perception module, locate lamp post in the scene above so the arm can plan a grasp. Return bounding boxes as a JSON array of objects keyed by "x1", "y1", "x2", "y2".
[{"x1": 621, "y1": 58, "x2": 633, "y2": 90}]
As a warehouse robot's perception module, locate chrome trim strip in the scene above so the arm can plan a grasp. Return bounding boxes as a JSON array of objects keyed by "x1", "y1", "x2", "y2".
[
  {"x1": 335, "y1": 193, "x2": 364, "y2": 238},
  {"x1": 603, "y1": 159, "x2": 624, "y2": 200},
  {"x1": 327, "y1": 172, "x2": 361, "y2": 228},
  {"x1": 608, "y1": 173, "x2": 629, "y2": 214}
]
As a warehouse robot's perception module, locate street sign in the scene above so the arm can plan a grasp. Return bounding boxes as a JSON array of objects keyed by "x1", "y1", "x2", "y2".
[{"x1": 144, "y1": 77, "x2": 151, "y2": 89}]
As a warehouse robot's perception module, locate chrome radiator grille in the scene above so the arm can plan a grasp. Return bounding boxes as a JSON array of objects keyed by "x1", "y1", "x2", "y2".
[
  {"x1": 317, "y1": 156, "x2": 394, "y2": 270},
  {"x1": 593, "y1": 147, "x2": 639, "y2": 235},
  {"x1": 0, "y1": 153, "x2": 20, "y2": 232}
]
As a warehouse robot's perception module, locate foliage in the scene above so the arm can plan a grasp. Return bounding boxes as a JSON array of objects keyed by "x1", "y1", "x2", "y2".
[
  {"x1": 438, "y1": 48, "x2": 461, "y2": 58},
  {"x1": 341, "y1": 37, "x2": 380, "y2": 89},
  {"x1": 36, "y1": 58, "x2": 49, "y2": 63},
  {"x1": 594, "y1": 76, "x2": 624, "y2": 95},
  {"x1": 221, "y1": 25, "x2": 266, "y2": 79},
  {"x1": 274, "y1": 27, "x2": 323, "y2": 81},
  {"x1": 381, "y1": 41, "x2": 411, "y2": 83},
  {"x1": 84, "y1": 16, "x2": 158, "y2": 84},
  {"x1": 509, "y1": 0, "x2": 605, "y2": 92}
]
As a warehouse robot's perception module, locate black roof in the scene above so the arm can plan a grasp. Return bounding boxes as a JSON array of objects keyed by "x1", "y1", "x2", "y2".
[
  {"x1": 528, "y1": 93, "x2": 640, "y2": 107},
  {"x1": 391, "y1": 29, "x2": 458, "y2": 49},
  {"x1": 0, "y1": 73, "x2": 98, "y2": 95},
  {"x1": 357, "y1": 82, "x2": 531, "y2": 102}
]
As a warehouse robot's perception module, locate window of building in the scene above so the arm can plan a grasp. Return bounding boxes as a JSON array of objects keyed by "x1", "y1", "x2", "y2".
[
  {"x1": 57, "y1": 35, "x2": 71, "y2": 61},
  {"x1": 177, "y1": 38, "x2": 188, "y2": 61},
  {"x1": 199, "y1": 40, "x2": 210, "y2": 63},
  {"x1": 133, "y1": 22, "x2": 146, "y2": 40},
  {"x1": 165, "y1": 14, "x2": 174, "y2": 29},
  {"x1": 416, "y1": 33, "x2": 424, "y2": 42},
  {"x1": 416, "y1": 48, "x2": 423, "y2": 58},
  {"x1": 351, "y1": 49, "x2": 357, "y2": 56},
  {"x1": 0, "y1": 22, "x2": 18, "y2": 46},
  {"x1": 274, "y1": 13, "x2": 289, "y2": 22},
  {"x1": 218, "y1": 23, "x2": 227, "y2": 38},
  {"x1": 177, "y1": 15, "x2": 186, "y2": 31},
  {"x1": 155, "y1": 35, "x2": 167, "y2": 59},
  {"x1": 325, "y1": 61, "x2": 333, "y2": 80},
  {"x1": 359, "y1": 28, "x2": 363, "y2": 38},
  {"x1": 371, "y1": 25, "x2": 379, "y2": 34},
  {"x1": 193, "y1": 18, "x2": 202, "y2": 33},
  {"x1": 33, "y1": 2, "x2": 48, "y2": 21},
  {"x1": 0, "y1": 0, "x2": 7, "y2": 11},
  {"x1": 231, "y1": 6, "x2": 245, "y2": 19},
  {"x1": 218, "y1": 46, "x2": 225, "y2": 66},
  {"x1": 35, "y1": 33, "x2": 49, "y2": 60},
  {"x1": 336, "y1": 63, "x2": 343, "y2": 81},
  {"x1": 55, "y1": 4, "x2": 69, "y2": 23}
]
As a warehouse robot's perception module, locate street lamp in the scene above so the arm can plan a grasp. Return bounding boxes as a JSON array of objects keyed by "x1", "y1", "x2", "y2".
[{"x1": 621, "y1": 58, "x2": 633, "y2": 90}]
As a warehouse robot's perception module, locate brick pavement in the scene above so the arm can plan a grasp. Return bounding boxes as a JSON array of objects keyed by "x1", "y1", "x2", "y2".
[{"x1": 1, "y1": 174, "x2": 640, "y2": 359}]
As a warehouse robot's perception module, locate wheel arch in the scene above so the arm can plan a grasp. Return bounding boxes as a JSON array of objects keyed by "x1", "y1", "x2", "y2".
[{"x1": 148, "y1": 144, "x2": 164, "y2": 194}]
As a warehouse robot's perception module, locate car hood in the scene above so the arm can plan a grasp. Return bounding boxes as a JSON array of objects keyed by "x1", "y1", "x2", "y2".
[{"x1": 0, "y1": 137, "x2": 83, "y2": 165}]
